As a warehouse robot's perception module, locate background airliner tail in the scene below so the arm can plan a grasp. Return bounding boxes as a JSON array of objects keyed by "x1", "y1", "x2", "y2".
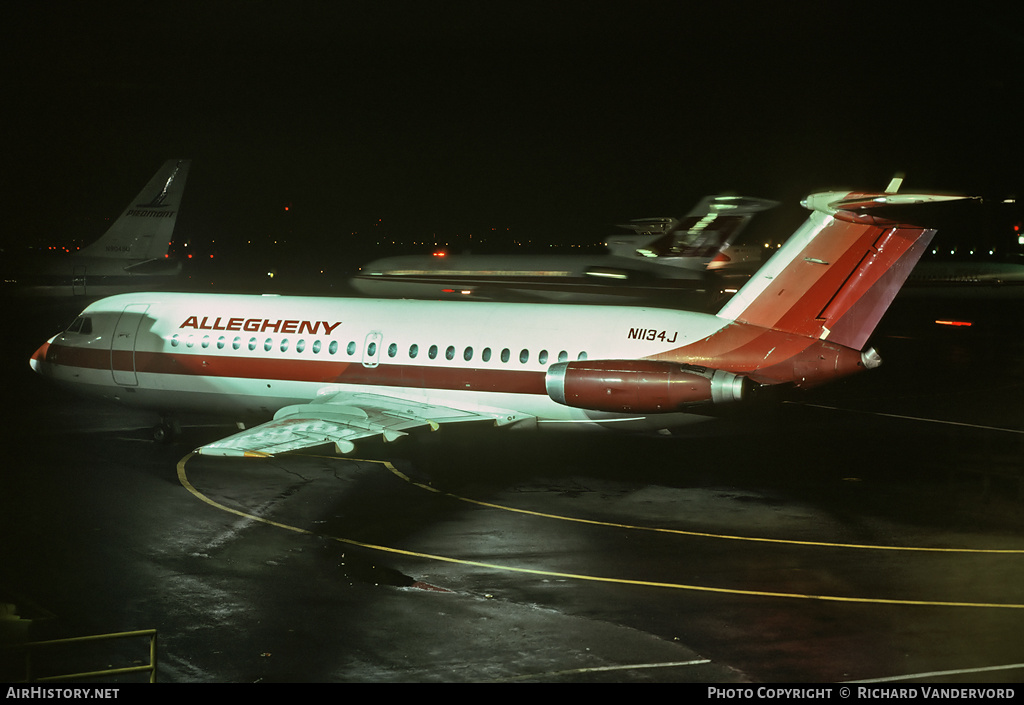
[
  {"x1": 79, "y1": 159, "x2": 191, "y2": 261},
  {"x1": 606, "y1": 195, "x2": 779, "y2": 269},
  {"x1": 716, "y1": 185, "x2": 975, "y2": 351}
]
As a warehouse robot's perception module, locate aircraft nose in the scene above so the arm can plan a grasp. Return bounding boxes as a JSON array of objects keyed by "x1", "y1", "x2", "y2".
[{"x1": 29, "y1": 341, "x2": 50, "y2": 374}]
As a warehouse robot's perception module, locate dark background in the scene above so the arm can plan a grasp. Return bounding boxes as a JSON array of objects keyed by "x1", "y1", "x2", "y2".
[{"x1": 3, "y1": 2, "x2": 1022, "y2": 280}]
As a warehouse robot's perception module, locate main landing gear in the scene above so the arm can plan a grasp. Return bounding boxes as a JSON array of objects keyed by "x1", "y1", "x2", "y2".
[{"x1": 153, "y1": 417, "x2": 181, "y2": 443}]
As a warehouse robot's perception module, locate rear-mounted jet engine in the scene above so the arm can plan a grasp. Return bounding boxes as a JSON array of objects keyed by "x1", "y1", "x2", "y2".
[{"x1": 544, "y1": 359, "x2": 746, "y2": 413}]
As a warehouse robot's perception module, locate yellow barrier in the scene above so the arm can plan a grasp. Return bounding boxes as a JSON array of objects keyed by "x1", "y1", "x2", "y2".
[{"x1": 10, "y1": 629, "x2": 157, "y2": 683}]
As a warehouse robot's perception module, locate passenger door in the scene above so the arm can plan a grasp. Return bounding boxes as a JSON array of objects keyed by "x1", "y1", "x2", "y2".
[{"x1": 111, "y1": 304, "x2": 150, "y2": 386}]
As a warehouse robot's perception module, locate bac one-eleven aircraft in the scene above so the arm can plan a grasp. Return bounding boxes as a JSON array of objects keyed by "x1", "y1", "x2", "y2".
[{"x1": 30, "y1": 179, "x2": 970, "y2": 456}]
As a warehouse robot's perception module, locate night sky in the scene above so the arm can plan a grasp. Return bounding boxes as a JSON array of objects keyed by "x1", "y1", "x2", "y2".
[{"x1": 3, "y1": 3, "x2": 1023, "y2": 271}]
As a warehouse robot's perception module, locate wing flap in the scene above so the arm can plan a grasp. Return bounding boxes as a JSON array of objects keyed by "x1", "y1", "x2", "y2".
[{"x1": 195, "y1": 391, "x2": 529, "y2": 457}]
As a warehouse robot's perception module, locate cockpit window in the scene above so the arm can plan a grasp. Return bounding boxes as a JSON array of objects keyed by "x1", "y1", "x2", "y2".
[{"x1": 66, "y1": 317, "x2": 92, "y2": 335}]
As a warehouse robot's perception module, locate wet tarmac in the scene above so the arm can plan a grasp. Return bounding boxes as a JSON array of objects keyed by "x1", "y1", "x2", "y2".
[{"x1": 2, "y1": 288, "x2": 1024, "y2": 683}]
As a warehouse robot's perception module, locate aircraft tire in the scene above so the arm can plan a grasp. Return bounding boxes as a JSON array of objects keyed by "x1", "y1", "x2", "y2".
[{"x1": 153, "y1": 419, "x2": 181, "y2": 444}]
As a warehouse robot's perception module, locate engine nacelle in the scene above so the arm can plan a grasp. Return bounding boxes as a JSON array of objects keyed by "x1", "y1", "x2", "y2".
[{"x1": 545, "y1": 359, "x2": 746, "y2": 413}]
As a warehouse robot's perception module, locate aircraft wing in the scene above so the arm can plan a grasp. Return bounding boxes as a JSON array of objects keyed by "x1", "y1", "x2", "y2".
[{"x1": 194, "y1": 390, "x2": 530, "y2": 457}]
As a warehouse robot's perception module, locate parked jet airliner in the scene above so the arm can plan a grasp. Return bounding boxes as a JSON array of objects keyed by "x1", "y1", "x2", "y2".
[
  {"x1": 3, "y1": 159, "x2": 190, "y2": 297},
  {"x1": 30, "y1": 180, "x2": 971, "y2": 457},
  {"x1": 350, "y1": 195, "x2": 777, "y2": 305}
]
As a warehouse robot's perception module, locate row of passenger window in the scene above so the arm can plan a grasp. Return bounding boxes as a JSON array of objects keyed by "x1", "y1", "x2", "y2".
[
  {"x1": 171, "y1": 334, "x2": 339, "y2": 354},
  {"x1": 169, "y1": 334, "x2": 588, "y2": 365}
]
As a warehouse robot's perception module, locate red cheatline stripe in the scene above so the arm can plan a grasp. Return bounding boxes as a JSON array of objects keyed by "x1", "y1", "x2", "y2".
[{"x1": 43, "y1": 343, "x2": 548, "y2": 395}]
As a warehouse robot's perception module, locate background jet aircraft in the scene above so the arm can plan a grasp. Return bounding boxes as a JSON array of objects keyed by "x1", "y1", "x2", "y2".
[
  {"x1": 2, "y1": 159, "x2": 190, "y2": 298},
  {"x1": 30, "y1": 182, "x2": 973, "y2": 455},
  {"x1": 350, "y1": 195, "x2": 777, "y2": 307}
]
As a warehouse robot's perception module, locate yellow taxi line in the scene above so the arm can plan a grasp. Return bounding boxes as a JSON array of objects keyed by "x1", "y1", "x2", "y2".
[
  {"x1": 176, "y1": 453, "x2": 1024, "y2": 609},
  {"x1": 380, "y1": 460, "x2": 1024, "y2": 554}
]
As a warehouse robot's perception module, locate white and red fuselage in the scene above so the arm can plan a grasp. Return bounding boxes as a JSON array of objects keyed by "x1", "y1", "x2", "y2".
[
  {"x1": 29, "y1": 186, "x2": 966, "y2": 451},
  {"x1": 32, "y1": 292, "x2": 816, "y2": 432}
]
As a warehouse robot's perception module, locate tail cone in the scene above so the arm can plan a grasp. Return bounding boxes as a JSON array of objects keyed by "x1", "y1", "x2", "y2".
[{"x1": 861, "y1": 347, "x2": 882, "y2": 370}]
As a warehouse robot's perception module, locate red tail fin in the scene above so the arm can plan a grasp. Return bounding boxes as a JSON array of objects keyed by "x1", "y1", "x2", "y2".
[{"x1": 717, "y1": 187, "x2": 970, "y2": 350}]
